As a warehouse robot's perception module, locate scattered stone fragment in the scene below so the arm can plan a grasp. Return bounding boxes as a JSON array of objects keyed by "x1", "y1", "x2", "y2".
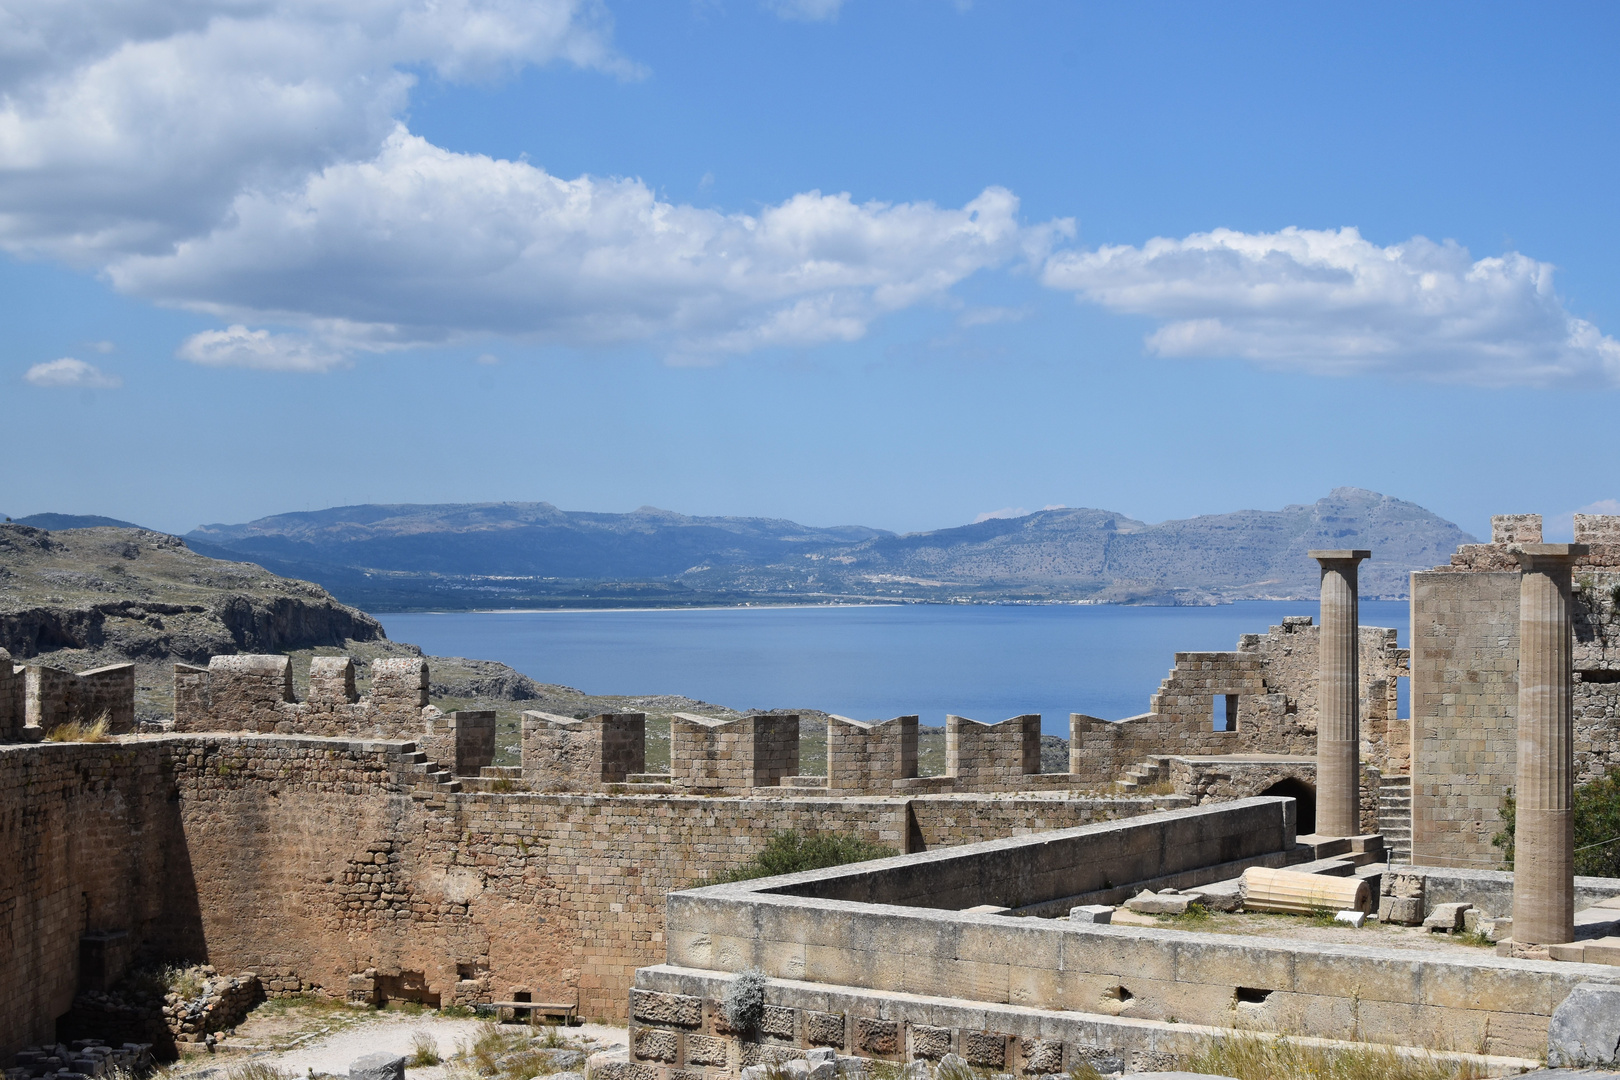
[
  {"x1": 1069, "y1": 904, "x2": 1114, "y2": 923},
  {"x1": 349, "y1": 1052, "x2": 406, "y2": 1080},
  {"x1": 1423, "y1": 902, "x2": 1472, "y2": 932},
  {"x1": 1334, "y1": 910, "x2": 1366, "y2": 928}
]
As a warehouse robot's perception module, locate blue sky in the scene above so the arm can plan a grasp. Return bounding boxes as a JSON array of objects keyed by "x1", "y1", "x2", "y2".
[{"x1": 3, "y1": 1, "x2": 1618, "y2": 539}]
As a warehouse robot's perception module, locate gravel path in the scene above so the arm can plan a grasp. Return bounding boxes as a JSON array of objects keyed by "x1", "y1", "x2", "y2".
[{"x1": 172, "y1": 1018, "x2": 627, "y2": 1079}]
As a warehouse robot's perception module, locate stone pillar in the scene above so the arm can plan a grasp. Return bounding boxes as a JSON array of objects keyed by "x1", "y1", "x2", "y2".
[
  {"x1": 1310, "y1": 549, "x2": 1371, "y2": 837},
  {"x1": 1511, "y1": 544, "x2": 1587, "y2": 947}
]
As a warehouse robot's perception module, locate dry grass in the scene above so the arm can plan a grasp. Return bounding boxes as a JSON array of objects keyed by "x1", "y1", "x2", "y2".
[
  {"x1": 225, "y1": 1064, "x2": 296, "y2": 1080},
  {"x1": 44, "y1": 713, "x2": 111, "y2": 742},
  {"x1": 1183, "y1": 1031, "x2": 1488, "y2": 1080},
  {"x1": 408, "y1": 1030, "x2": 441, "y2": 1067},
  {"x1": 453, "y1": 1023, "x2": 583, "y2": 1080}
]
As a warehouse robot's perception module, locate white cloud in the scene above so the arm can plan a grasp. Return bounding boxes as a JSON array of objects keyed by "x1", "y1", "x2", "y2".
[
  {"x1": 0, "y1": 1, "x2": 631, "y2": 265},
  {"x1": 974, "y1": 506, "x2": 1028, "y2": 523},
  {"x1": 177, "y1": 325, "x2": 346, "y2": 372},
  {"x1": 1043, "y1": 226, "x2": 1620, "y2": 387},
  {"x1": 24, "y1": 357, "x2": 122, "y2": 388},
  {"x1": 108, "y1": 131, "x2": 1058, "y2": 363}
]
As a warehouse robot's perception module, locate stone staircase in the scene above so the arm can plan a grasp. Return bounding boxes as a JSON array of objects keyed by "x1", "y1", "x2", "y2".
[
  {"x1": 401, "y1": 746, "x2": 462, "y2": 804},
  {"x1": 1378, "y1": 774, "x2": 1412, "y2": 864},
  {"x1": 1117, "y1": 755, "x2": 1175, "y2": 795}
]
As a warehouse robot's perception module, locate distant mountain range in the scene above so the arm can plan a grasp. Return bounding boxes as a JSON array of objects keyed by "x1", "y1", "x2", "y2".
[{"x1": 176, "y1": 488, "x2": 1474, "y2": 611}]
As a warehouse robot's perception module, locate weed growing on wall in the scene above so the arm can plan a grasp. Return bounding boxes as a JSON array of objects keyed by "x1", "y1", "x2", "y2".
[
  {"x1": 722, "y1": 969, "x2": 767, "y2": 1034},
  {"x1": 44, "y1": 713, "x2": 111, "y2": 742},
  {"x1": 705, "y1": 830, "x2": 896, "y2": 884}
]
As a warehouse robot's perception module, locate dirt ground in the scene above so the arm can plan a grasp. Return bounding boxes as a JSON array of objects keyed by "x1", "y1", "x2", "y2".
[{"x1": 164, "y1": 999, "x2": 628, "y2": 1079}]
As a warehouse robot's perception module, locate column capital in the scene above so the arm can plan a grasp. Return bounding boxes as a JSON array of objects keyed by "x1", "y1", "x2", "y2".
[
  {"x1": 1514, "y1": 543, "x2": 1588, "y2": 568},
  {"x1": 1308, "y1": 549, "x2": 1371, "y2": 565}
]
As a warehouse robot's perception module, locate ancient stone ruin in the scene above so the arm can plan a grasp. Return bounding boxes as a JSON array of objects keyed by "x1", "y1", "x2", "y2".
[{"x1": 6, "y1": 516, "x2": 1620, "y2": 1072}]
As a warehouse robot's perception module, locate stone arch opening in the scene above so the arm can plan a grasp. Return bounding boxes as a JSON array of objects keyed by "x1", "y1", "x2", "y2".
[{"x1": 1260, "y1": 777, "x2": 1316, "y2": 835}]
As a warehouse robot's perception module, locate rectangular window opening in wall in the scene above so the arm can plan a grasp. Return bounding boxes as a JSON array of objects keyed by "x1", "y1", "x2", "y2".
[
  {"x1": 1579, "y1": 669, "x2": 1620, "y2": 683},
  {"x1": 1212, "y1": 694, "x2": 1238, "y2": 732}
]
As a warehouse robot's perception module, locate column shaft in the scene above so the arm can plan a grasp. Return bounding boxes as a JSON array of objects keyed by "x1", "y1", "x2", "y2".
[
  {"x1": 1511, "y1": 546, "x2": 1583, "y2": 946},
  {"x1": 1310, "y1": 550, "x2": 1370, "y2": 838}
]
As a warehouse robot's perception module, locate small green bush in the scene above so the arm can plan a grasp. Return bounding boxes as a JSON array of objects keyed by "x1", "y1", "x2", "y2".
[
  {"x1": 1493, "y1": 769, "x2": 1620, "y2": 877},
  {"x1": 705, "y1": 830, "x2": 896, "y2": 884}
]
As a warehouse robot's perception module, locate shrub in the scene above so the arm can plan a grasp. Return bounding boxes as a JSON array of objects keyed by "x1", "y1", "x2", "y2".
[
  {"x1": 722, "y1": 969, "x2": 766, "y2": 1034},
  {"x1": 1493, "y1": 769, "x2": 1620, "y2": 877},
  {"x1": 706, "y1": 830, "x2": 896, "y2": 884}
]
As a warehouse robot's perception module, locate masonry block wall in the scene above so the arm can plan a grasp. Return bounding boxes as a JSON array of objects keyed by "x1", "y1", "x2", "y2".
[
  {"x1": 1410, "y1": 568, "x2": 1522, "y2": 869},
  {"x1": 0, "y1": 652, "x2": 24, "y2": 741},
  {"x1": 521, "y1": 711, "x2": 647, "y2": 786},
  {"x1": 0, "y1": 735, "x2": 1160, "y2": 1053},
  {"x1": 827, "y1": 715, "x2": 918, "y2": 791},
  {"x1": 172, "y1": 654, "x2": 444, "y2": 743},
  {"x1": 422, "y1": 710, "x2": 498, "y2": 777},
  {"x1": 23, "y1": 663, "x2": 137, "y2": 736},
  {"x1": 1067, "y1": 621, "x2": 1408, "y2": 789},
  {"x1": 671, "y1": 713, "x2": 799, "y2": 792},
  {"x1": 1409, "y1": 512, "x2": 1620, "y2": 869},
  {"x1": 946, "y1": 715, "x2": 1040, "y2": 785}
]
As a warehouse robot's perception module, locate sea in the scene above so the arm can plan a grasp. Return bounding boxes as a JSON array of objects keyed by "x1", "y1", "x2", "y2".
[{"x1": 379, "y1": 600, "x2": 1410, "y2": 739}]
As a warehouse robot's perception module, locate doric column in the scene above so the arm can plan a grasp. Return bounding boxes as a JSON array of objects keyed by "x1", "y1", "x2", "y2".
[
  {"x1": 1310, "y1": 549, "x2": 1371, "y2": 837},
  {"x1": 1511, "y1": 543, "x2": 1586, "y2": 947}
]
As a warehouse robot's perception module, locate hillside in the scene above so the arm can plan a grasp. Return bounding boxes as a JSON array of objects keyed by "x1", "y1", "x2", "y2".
[
  {"x1": 183, "y1": 488, "x2": 1472, "y2": 608},
  {"x1": 0, "y1": 522, "x2": 848, "y2": 757}
]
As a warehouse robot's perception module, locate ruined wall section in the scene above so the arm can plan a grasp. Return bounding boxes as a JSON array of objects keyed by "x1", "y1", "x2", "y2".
[
  {"x1": 1068, "y1": 621, "x2": 1407, "y2": 789},
  {"x1": 0, "y1": 735, "x2": 1162, "y2": 1044},
  {"x1": 0, "y1": 651, "x2": 23, "y2": 740},
  {"x1": 0, "y1": 743, "x2": 189, "y2": 1056},
  {"x1": 23, "y1": 663, "x2": 136, "y2": 736}
]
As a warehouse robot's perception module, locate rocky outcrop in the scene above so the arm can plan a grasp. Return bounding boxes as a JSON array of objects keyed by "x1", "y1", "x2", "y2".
[{"x1": 0, "y1": 525, "x2": 385, "y2": 662}]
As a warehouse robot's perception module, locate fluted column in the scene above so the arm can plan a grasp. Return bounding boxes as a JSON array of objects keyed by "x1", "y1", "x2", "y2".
[
  {"x1": 1511, "y1": 544, "x2": 1586, "y2": 946},
  {"x1": 1311, "y1": 549, "x2": 1371, "y2": 838}
]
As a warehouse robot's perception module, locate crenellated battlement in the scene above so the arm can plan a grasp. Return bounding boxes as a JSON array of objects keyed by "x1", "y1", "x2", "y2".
[{"x1": 0, "y1": 648, "x2": 135, "y2": 743}]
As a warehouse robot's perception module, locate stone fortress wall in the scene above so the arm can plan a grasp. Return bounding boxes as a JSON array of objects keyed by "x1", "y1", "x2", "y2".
[{"x1": 0, "y1": 729, "x2": 1164, "y2": 1056}]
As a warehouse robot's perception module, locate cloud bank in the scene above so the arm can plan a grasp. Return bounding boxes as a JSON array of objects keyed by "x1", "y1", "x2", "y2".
[
  {"x1": 1043, "y1": 227, "x2": 1620, "y2": 386},
  {"x1": 0, "y1": 0, "x2": 1061, "y2": 370}
]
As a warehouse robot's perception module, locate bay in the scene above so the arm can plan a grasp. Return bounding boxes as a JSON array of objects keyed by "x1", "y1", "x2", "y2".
[{"x1": 380, "y1": 600, "x2": 1409, "y2": 738}]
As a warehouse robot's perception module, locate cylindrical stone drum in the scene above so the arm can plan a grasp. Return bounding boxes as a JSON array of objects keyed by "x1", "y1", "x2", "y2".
[{"x1": 1240, "y1": 866, "x2": 1370, "y2": 914}]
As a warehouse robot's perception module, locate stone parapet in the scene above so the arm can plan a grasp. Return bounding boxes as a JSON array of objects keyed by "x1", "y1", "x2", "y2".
[
  {"x1": 522, "y1": 711, "x2": 646, "y2": 787},
  {"x1": 827, "y1": 715, "x2": 918, "y2": 791},
  {"x1": 945, "y1": 714, "x2": 1039, "y2": 786},
  {"x1": 671, "y1": 713, "x2": 799, "y2": 792}
]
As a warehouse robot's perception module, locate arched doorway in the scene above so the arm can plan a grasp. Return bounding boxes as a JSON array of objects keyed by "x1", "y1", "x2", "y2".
[{"x1": 1260, "y1": 777, "x2": 1316, "y2": 835}]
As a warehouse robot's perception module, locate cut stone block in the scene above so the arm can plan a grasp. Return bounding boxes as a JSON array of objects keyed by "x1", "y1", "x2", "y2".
[
  {"x1": 1126, "y1": 890, "x2": 1192, "y2": 915},
  {"x1": 1423, "y1": 902, "x2": 1472, "y2": 931},
  {"x1": 1548, "y1": 981, "x2": 1620, "y2": 1067},
  {"x1": 1068, "y1": 905, "x2": 1113, "y2": 924},
  {"x1": 1378, "y1": 896, "x2": 1424, "y2": 925},
  {"x1": 1334, "y1": 910, "x2": 1366, "y2": 927}
]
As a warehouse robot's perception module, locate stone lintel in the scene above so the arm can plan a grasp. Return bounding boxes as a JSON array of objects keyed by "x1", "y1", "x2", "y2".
[{"x1": 1515, "y1": 543, "x2": 1590, "y2": 562}]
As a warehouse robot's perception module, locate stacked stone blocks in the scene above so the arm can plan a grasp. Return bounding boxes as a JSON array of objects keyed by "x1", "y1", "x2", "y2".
[
  {"x1": 946, "y1": 714, "x2": 1039, "y2": 785},
  {"x1": 671, "y1": 713, "x2": 800, "y2": 792},
  {"x1": 827, "y1": 715, "x2": 918, "y2": 791},
  {"x1": 522, "y1": 711, "x2": 646, "y2": 786}
]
